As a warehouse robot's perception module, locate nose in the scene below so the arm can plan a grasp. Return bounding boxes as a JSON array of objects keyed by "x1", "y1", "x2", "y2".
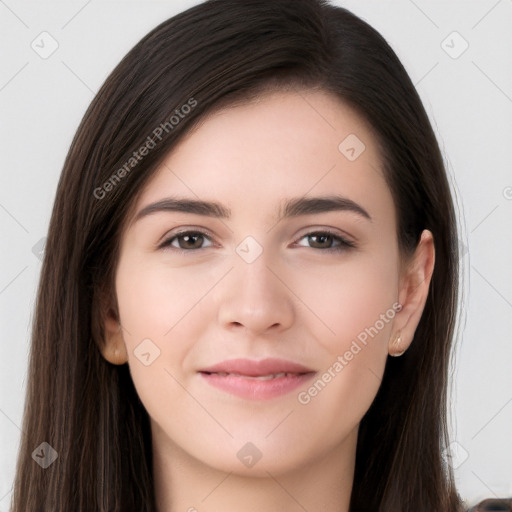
[{"x1": 216, "y1": 251, "x2": 295, "y2": 337}]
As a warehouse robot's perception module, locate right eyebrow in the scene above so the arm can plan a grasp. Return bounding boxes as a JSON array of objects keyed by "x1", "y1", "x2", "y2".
[{"x1": 133, "y1": 197, "x2": 231, "y2": 223}]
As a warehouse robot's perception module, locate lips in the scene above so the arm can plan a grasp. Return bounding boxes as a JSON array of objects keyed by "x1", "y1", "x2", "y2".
[
  {"x1": 199, "y1": 358, "x2": 316, "y2": 400},
  {"x1": 207, "y1": 371, "x2": 295, "y2": 380}
]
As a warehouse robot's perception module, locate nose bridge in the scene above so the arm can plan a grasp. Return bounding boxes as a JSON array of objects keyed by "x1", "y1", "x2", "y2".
[
  {"x1": 238, "y1": 247, "x2": 275, "y2": 298},
  {"x1": 217, "y1": 238, "x2": 294, "y2": 334},
  {"x1": 234, "y1": 233, "x2": 277, "y2": 290}
]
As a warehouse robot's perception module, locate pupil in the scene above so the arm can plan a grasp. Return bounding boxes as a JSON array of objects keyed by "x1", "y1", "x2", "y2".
[
  {"x1": 312, "y1": 234, "x2": 331, "y2": 247},
  {"x1": 182, "y1": 234, "x2": 201, "y2": 248}
]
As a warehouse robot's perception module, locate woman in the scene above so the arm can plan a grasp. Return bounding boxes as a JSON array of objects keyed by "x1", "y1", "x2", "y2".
[{"x1": 10, "y1": 0, "x2": 465, "y2": 510}]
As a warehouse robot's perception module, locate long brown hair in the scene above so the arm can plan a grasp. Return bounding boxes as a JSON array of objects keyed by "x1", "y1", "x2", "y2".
[{"x1": 11, "y1": 1, "x2": 463, "y2": 510}]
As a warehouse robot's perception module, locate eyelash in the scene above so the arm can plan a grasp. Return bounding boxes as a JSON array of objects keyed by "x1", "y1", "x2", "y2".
[{"x1": 159, "y1": 229, "x2": 356, "y2": 254}]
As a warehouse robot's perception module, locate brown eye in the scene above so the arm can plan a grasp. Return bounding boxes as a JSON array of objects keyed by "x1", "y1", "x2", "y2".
[
  {"x1": 308, "y1": 233, "x2": 336, "y2": 249},
  {"x1": 160, "y1": 231, "x2": 213, "y2": 251},
  {"x1": 296, "y1": 231, "x2": 356, "y2": 252}
]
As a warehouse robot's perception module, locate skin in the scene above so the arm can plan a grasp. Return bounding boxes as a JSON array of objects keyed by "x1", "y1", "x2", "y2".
[{"x1": 100, "y1": 89, "x2": 435, "y2": 512}]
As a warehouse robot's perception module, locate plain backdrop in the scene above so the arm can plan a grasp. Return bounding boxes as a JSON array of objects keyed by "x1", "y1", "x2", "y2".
[{"x1": 1, "y1": 0, "x2": 511, "y2": 509}]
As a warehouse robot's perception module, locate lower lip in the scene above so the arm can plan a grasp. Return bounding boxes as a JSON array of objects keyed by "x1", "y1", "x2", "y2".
[{"x1": 199, "y1": 372, "x2": 316, "y2": 400}]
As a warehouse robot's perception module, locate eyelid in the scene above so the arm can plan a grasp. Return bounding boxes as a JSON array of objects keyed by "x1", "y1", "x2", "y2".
[
  {"x1": 158, "y1": 226, "x2": 356, "y2": 253},
  {"x1": 293, "y1": 226, "x2": 356, "y2": 246},
  {"x1": 156, "y1": 226, "x2": 216, "y2": 248}
]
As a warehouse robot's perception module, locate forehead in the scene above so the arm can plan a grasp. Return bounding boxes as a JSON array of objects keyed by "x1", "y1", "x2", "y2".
[{"x1": 128, "y1": 89, "x2": 393, "y2": 228}]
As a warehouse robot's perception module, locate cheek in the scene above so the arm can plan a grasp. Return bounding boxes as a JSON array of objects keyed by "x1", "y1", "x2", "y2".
[
  {"x1": 289, "y1": 253, "x2": 400, "y2": 440},
  {"x1": 291, "y1": 251, "x2": 400, "y2": 354},
  {"x1": 116, "y1": 258, "x2": 198, "y2": 384},
  {"x1": 114, "y1": 255, "x2": 221, "y2": 394},
  {"x1": 115, "y1": 253, "x2": 216, "y2": 343},
  {"x1": 113, "y1": 262, "x2": 199, "y2": 427}
]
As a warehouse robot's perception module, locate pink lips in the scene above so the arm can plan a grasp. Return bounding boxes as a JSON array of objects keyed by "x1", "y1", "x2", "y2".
[{"x1": 199, "y1": 358, "x2": 316, "y2": 400}]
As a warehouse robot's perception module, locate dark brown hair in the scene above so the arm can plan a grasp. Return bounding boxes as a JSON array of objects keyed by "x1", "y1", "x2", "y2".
[{"x1": 11, "y1": 1, "x2": 462, "y2": 510}]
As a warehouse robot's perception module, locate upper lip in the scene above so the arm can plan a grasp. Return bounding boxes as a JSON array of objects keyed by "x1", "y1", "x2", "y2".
[{"x1": 199, "y1": 358, "x2": 315, "y2": 376}]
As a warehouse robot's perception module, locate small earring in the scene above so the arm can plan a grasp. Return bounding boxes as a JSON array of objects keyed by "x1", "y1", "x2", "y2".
[
  {"x1": 110, "y1": 345, "x2": 128, "y2": 365},
  {"x1": 390, "y1": 331, "x2": 405, "y2": 357}
]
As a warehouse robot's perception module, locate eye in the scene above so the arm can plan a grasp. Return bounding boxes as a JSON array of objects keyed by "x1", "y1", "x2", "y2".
[
  {"x1": 159, "y1": 229, "x2": 355, "y2": 254},
  {"x1": 295, "y1": 230, "x2": 356, "y2": 252},
  {"x1": 160, "y1": 230, "x2": 213, "y2": 251}
]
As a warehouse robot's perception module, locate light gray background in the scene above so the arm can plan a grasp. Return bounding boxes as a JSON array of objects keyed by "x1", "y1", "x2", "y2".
[{"x1": 1, "y1": 0, "x2": 511, "y2": 508}]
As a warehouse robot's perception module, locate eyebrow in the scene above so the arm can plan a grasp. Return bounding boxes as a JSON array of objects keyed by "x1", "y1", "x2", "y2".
[{"x1": 133, "y1": 194, "x2": 372, "y2": 223}]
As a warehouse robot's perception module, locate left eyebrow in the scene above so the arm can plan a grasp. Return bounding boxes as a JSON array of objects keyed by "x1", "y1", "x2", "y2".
[
  {"x1": 279, "y1": 195, "x2": 372, "y2": 221},
  {"x1": 131, "y1": 194, "x2": 372, "y2": 224}
]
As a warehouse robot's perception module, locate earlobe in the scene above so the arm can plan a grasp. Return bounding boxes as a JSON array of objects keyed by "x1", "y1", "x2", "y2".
[
  {"x1": 388, "y1": 229, "x2": 435, "y2": 357},
  {"x1": 100, "y1": 308, "x2": 129, "y2": 365}
]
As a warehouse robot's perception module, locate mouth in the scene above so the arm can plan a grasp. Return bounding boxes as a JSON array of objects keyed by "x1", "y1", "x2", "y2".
[
  {"x1": 198, "y1": 358, "x2": 317, "y2": 400},
  {"x1": 202, "y1": 371, "x2": 305, "y2": 380}
]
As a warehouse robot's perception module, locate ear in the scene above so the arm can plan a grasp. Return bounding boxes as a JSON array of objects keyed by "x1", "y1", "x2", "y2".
[
  {"x1": 95, "y1": 286, "x2": 129, "y2": 365},
  {"x1": 100, "y1": 308, "x2": 129, "y2": 365},
  {"x1": 389, "y1": 229, "x2": 435, "y2": 356}
]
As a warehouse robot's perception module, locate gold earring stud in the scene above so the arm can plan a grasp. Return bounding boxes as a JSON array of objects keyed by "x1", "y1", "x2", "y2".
[
  {"x1": 390, "y1": 331, "x2": 405, "y2": 357},
  {"x1": 110, "y1": 345, "x2": 128, "y2": 365}
]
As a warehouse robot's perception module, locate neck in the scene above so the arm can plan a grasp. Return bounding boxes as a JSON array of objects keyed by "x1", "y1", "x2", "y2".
[{"x1": 152, "y1": 424, "x2": 357, "y2": 512}]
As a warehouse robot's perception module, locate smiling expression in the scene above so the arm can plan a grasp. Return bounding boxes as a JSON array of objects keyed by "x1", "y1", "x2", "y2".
[{"x1": 103, "y1": 88, "x2": 411, "y2": 476}]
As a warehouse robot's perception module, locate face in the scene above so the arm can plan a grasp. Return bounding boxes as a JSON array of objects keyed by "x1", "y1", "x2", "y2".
[{"x1": 106, "y1": 89, "x2": 409, "y2": 477}]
